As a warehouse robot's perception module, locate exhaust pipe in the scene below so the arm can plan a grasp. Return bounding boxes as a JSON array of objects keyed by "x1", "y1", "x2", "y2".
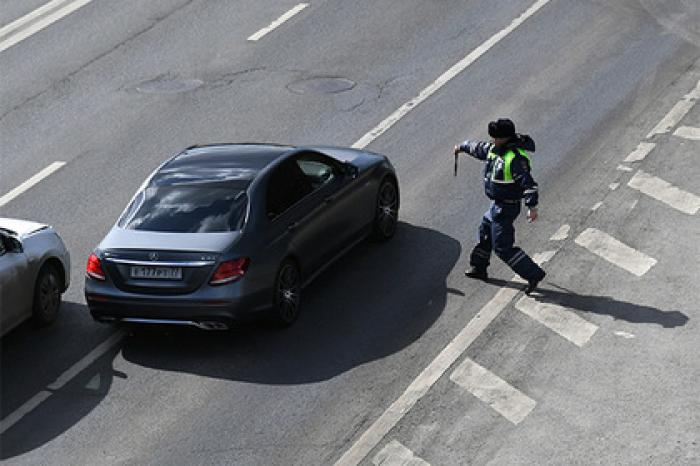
[
  {"x1": 119, "y1": 318, "x2": 229, "y2": 330},
  {"x1": 194, "y1": 321, "x2": 230, "y2": 331}
]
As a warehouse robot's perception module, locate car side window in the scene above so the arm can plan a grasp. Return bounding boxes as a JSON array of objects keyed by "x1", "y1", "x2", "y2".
[
  {"x1": 295, "y1": 152, "x2": 339, "y2": 190},
  {"x1": 266, "y1": 159, "x2": 314, "y2": 219}
]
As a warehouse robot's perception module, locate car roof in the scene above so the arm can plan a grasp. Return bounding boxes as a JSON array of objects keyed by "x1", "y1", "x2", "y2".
[{"x1": 151, "y1": 143, "x2": 295, "y2": 187}]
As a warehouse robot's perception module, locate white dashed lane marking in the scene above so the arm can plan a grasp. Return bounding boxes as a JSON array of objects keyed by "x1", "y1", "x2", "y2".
[
  {"x1": 0, "y1": 161, "x2": 66, "y2": 208},
  {"x1": 450, "y1": 358, "x2": 537, "y2": 425},
  {"x1": 247, "y1": 3, "x2": 308, "y2": 42},
  {"x1": 646, "y1": 79, "x2": 700, "y2": 138},
  {"x1": 515, "y1": 295, "x2": 598, "y2": 347},
  {"x1": 373, "y1": 441, "x2": 430, "y2": 466},
  {"x1": 533, "y1": 250, "x2": 558, "y2": 265},
  {"x1": 591, "y1": 202, "x2": 603, "y2": 211},
  {"x1": 549, "y1": 224, "x2": 570, "y2": 241},
  {"x1": 627, "y1": 170, "x2": 700, "y2": 215},
  {"x1": 673, "y1": 126, "x2": 700, "y2": 140},
  {"x1": 623, "y1": 142, "x2": 656, "y2": 163},
  {"x1": 574, "y1": 228, "x2": 657, "y2": 277}
]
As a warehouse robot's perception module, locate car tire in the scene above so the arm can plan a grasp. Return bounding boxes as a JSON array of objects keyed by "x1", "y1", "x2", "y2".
[
  {"x1": 272, "y1": 259, "x2": 302, "y2": 327},
  {"x1": 372, "y1": 178, "x2": 399, "y2": 241},
  {"x1": 32, "y1": 264, "x2": 62, "y2": 326}
]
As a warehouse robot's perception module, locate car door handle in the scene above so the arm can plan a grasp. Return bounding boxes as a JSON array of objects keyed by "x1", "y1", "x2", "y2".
[{"x1": 287, "y1": 222, "x2": 300, "y2": 231}]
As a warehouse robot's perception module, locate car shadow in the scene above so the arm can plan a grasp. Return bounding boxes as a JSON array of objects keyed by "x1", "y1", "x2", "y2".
[
  {"x1": 1, "y1": 301, "x2": 120, "y2": 460},
  {"x1": 1, "y1": 222, "x2": 459, "y2": 460},
  {"x1": 120, "y1": 221, "x2": 462, "y2": 384},
  {"x1": 486, "y1": 278, "x2": 689, "y2": 328}
]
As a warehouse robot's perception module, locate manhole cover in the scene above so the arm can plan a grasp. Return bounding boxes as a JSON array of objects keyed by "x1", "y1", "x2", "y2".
[
  {"x1": 287, "y1": 76, "x2": 356, "y2": 95},
  {"x1": 135, "y1": 77, "x2": 204, "y2": 94}
]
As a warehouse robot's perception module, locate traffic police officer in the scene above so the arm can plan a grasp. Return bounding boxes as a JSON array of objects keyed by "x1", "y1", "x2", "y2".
[{"x1": 454, "y1": 118, "x2": 546, "y2": 294}]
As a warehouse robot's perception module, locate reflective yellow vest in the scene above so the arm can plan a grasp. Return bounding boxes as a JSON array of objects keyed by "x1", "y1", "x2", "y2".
[{"x1": 486, "y1": 149, "x2": 532, "y2": 183}]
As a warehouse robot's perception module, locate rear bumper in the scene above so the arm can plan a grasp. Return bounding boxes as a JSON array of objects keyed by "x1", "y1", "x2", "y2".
[{"x1": 85, "y1": 288, "x2": 270, "y2": 327}]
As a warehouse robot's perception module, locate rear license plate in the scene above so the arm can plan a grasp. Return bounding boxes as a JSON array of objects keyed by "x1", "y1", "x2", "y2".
[{"x1": 130, "y1": 266, "x2": 182, "y2": 280}]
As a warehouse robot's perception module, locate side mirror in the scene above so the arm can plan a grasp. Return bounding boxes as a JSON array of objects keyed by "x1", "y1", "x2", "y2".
[{"x1": 342, "y1": 162, "x2": 359, "y2": 179}]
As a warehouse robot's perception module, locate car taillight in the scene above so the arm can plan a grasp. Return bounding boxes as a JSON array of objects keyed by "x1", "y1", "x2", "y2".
[
  {"x1": 86, "y1": 253, "x2": 106, "y2": 280},
  {"x1": 210, "y1": 258, "x2": 250, "y2": 285}
]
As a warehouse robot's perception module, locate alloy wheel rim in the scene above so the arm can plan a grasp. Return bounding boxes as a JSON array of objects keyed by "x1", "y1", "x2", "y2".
[
  {"x1": 277, "y1": 264, "x2": 300, "y2": 322},
  {"x1": 377, "y1": 183, "x2": 398, "y2": 236},
  {"x1": 39, "y1": 274, "x2": 59, "y2": 315}
]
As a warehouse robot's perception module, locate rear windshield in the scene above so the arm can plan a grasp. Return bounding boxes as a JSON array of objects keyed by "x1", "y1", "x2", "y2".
[{"x1": 118, "y1": 186, "x2": 248, "y2": 233}]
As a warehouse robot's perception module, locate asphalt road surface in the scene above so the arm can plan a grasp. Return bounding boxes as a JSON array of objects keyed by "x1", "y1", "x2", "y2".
[{"x1": 1, "y1": 0, "x2": 699, "y2": 464}]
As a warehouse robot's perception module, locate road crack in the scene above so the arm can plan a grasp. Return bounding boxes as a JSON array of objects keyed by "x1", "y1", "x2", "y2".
[{"x1": 0, "y1": 0, "x2": 198, "y2": 123}]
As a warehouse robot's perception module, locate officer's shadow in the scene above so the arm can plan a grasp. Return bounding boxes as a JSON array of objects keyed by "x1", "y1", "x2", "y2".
[{"x1": 487, "y1": 279, "x2": 689, "y2": 328}]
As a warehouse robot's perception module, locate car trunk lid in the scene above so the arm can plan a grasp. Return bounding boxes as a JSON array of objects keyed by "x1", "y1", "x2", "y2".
[{"x1": 98, "y1": 229, "x2": 238, "y2": 294}]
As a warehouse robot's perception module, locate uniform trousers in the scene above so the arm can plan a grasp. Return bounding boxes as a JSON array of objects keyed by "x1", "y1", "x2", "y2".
[{"x1": 469, "y1": 201, "x2": 545, "y2": 281}]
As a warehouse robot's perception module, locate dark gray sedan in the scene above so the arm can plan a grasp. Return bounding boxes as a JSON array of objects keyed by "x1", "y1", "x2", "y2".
[{"x1": 85, "y1": 144, "x2": 399, "y2": 328}]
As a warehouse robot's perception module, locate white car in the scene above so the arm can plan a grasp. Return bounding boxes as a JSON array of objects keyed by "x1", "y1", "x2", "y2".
[{"x1": 0, "y1": 218, "x2": 70, "y2": 337}]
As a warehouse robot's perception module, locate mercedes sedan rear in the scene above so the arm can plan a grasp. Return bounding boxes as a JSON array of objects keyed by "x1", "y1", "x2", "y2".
[{"x1": 85, "y1": 143, "x2": 399, "y2": 329}]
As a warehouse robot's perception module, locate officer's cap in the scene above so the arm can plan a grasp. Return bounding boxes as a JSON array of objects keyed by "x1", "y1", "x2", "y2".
[{"x1": 488, "y1": 119, "x2": 516, "y2": 139}]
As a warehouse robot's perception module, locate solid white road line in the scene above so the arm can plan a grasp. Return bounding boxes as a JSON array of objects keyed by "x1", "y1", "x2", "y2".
[
  {"x1": 337, "y1": 1, "x2": 556, "y2": 461},
  {"x1": 334, "y1": 251, "x2": 557, "y2": 466},
  {"x1": 549, "y1": 224, "x2": 570, "y2": 241},
  {"x1": 646, "y1": 100, "x2": 695, "y2": 137},
  {"x1": 515, "y1": 295, "x2": 598, "y2": 347},
  {"x1": 351, "y1": 0, "x2": 553, "y2": 149},
  {"x1": 372, "y1": 440, "x2": 430, "y2": 466},
  {"x1": 646, "y1": 79, "x2": 700, "y2": 138},
  {"x1": 533, "y1": 250, "x2": 557, "y2": 265},
  {"x1": 574, "y1": 228, "x2": 657, "y2": 277},
  {"x1": 0, "y1": 330, "x2": 125, "y2": 434},
  {"x1": 0, "y1": 0, "x2": 97, "y2": 54},
  {"x1": 247, "y1": 3, "x2": 308, "y2": 41},
  {"x1": 47, "y1": 330, "x2": 125, "y2": 390},
  {"x1": 334, "y1": 288, "x2": 521, "y2": 466},
  {"x1": 673, "y1": 126, "x2": 700, "y2": 140},
  {"x1": 0, "y1": 391, "x2": 53, "y2": 436},
  {"x1": 0, "y1": 161, "x2": 66, "y2": 208},
  {"x1": 450, "y1": 358, "x2": 536, "y2": 425},
  {"x1": 627, "y1": 170, "x2": 700, "y2": 215},
  {"x1": 0, "y1": 0, "x2": 67, "y2": 39},
  {"x1": 623, "y1": 142, "x2": 656, "y2": 163}
]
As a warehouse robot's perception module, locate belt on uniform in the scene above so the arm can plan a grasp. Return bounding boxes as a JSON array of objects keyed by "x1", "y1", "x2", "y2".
[{"x1": 495, "y1": 199, "x2": 520, "y2": 205}]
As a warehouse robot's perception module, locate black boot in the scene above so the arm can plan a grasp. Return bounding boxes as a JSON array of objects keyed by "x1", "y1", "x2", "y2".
[
  {"x1": 524, "y1": 271, "x2": 546, "y2": 295},
  {"x1": 465, "y1": 266, "x2": 488, "y2": 280}
]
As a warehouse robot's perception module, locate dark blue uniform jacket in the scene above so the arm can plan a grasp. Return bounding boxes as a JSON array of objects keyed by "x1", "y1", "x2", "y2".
[{"x1": 458, "y1": 135, "x2": 539, "y2": 207}]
